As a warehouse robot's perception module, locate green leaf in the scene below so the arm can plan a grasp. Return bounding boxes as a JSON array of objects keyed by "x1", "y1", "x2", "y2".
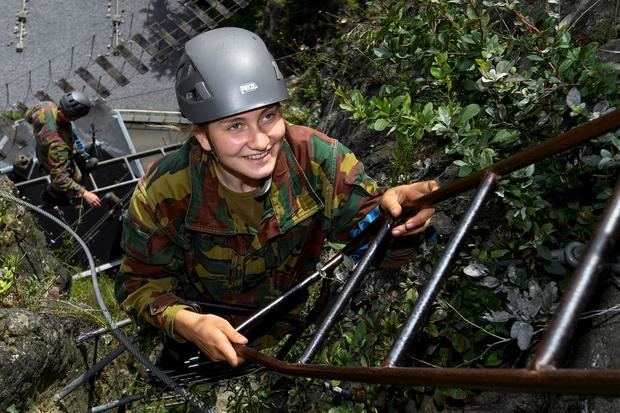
[
  {"x1": 433, "y1": 388, "x2": 446, "y2": 410},
  {"x1": 355, "y1": 322, "x2": 367, "y2": 341},
  {"x1": 544, "y1": 261, "x2": 567, "y2": 275},
  {"x1": 461, "y1": 34, "x2": 476, "y2": 44},
  {"x1": 558, "y1": 58, "x2": 574, "y2": 74},
  {"x1": 373, "y1": 47, "x2": 392, "y2": 59},
  {"x1": 425, "y1": 323, "x2": 439, "y2": 338},
  {"x1": 479, "y1": 148, "x2": 495, "y2": 169},
  {"x1": 536, "y1": 245, "x2": 553, "y2": 260},
  {"x1": 423, "y1": 101, "x2": 434, "y2": 118},
  {"x1": 373, "y1": 118, "x2": 390, "y2": 131},
  {"x1": 465, "y1": 5, "x2": 478, "y2": 20},
  {"x1": 442, "y1": 388, "x2": 467, "y2": 400},
  {"x1": 484, "y1": 351, "x2": 502, "y2": 366},
  {"x1": 480, "y1": 12, "x2": 490, "y2": 27},
  {"x1": 458, "y1": 104, "x2": 480, "y2": 124},
  {"x1": 458, "y1": 165, "x2": 473, "y2": 177},
  {"x1": 449, "y1": 333, "x2": 471, "y2": 353},
  {"x1": 491, "y1": 249, "x2": 509, "y2": 258},
  {"x1": 491, "y1": 129, "x2": 518, "y2": 144},
  {"x1": 390, "y1": 95, "x2": 405, "y2": 109},
  {"x1": 351, "y1": 89, "x2": 363, "y2": 105},
  {"x1": 430, "y1": 67, "x2": 444, "y2": 79},
  {"x1": 526, "y1": 54, "x2": 545, "y2": 62}
]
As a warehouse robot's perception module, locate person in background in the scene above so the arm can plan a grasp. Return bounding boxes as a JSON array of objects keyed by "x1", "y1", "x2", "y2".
[
  {"x1": 116, "y1": 27, "x2": 439, "y2": 368},
  {"x1": 25, "y1": 91, "x2": 101, "y2": 207}
]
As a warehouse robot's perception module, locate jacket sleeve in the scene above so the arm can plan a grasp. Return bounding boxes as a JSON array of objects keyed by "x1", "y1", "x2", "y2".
[
  {"x1": 115, "y1": 179, "x2": 197, "y2": 339},
  {"x1": 47, "y1": 139, "x2": 84, "y2": 193},
  {"x1": 328, "y1": 142, "x2": 420, "y2": 268}
]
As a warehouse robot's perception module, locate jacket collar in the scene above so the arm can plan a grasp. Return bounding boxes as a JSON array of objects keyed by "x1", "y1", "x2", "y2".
[{"x1": 184, "y1": 130, "x2": 323, "y2": 240}]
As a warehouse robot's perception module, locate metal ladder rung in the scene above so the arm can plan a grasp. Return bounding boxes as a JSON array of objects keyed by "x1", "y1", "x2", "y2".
[
  {"x1": 149, "y1": 22, "x2": 182, "y2": 50},
  {"x1": 95, "y1": 55, "x2": 130, "y2": 86},
  {"x1": 185, "y1": 4, "x2": 217, "y2": 29},
  {"x1": 205, "y1": 0, "x2": 232, "y2": 18},
  {"x1": 131, "y1": 33, "x2": 165, "y2": 62},
  {"x1": 55, "y1": 78, "x2": 74, "y2": 93},
  {"x1": 35, "y1": 90, "x2": 54, "y2": 102},
  {"x1": 75, "y1": 67, "x2": 111, "y2": 98},
  {"x1": 114, "y1": 44, "x2": 149, "y2": 74},
  {"x1": 166, "y1": 12, "x2": 197, "y2": 38}
]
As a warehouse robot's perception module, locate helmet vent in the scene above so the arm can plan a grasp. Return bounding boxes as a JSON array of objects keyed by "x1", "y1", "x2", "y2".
[
  {"x1": 272, "y1": 61, "x2": 283, "y2": 80},
  {"x1": 195, "y1": 81, "x2": 212, "y2": 100}
]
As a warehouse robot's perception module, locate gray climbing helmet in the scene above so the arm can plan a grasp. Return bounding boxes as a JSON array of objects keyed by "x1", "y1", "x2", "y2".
[
  {"x1": 175, "y1": 27, "x2": 289, "y2": 124},
  {"x1": 59, "y1": 91, "x2": 91, "y2": 118}
]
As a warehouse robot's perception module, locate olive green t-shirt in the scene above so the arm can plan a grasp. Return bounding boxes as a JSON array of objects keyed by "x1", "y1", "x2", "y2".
[{"x1": 218, "y1": 183, "x2": 264, "y2": 230}]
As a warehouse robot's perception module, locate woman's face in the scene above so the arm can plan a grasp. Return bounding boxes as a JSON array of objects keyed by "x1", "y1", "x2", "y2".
[{"x1": 195, "y1": 104, "x2": 286, "y2": 192}]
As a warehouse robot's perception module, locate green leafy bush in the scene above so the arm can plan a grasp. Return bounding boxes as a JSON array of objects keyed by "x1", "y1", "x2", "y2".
[{"x1": 317, "y1": 0, "x2": 619, "y2": 408}]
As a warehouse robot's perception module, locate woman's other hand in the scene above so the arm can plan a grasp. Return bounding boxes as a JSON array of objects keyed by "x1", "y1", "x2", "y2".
[{"x1": 380, "y1": 180, "x2": 439, "y2": 237}]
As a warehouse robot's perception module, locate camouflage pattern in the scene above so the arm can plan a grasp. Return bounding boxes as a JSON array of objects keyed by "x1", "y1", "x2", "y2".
[
  {"x1": 116, "y1": 123, "x2": 418, "y2": 340},
  {"x1": 25, "y1": 101, "x2": 84, "y2": 193}
]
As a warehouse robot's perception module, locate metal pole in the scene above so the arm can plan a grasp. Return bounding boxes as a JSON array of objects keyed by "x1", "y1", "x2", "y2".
[
  {"x1": 235, "y1": 256, "x2": 340, "y2": 334},
  {"x1": 236, "y1": 344, "x2": 620, "y2": 395},
  {"x1": 386, "y1": 172, "x2": 499, "y2": 366},
  {"x1": 55, "y1": 344, "x2": 127, "y2": 401},
  {"x1": 77, "y1": 317, "x2": 132, "y2": 343},
  {"x1": 90, "y1": 393, "x2": 146, "y2": 413},
  {"x1": 530, "y1": 177, "x2": 620, "y2": 369},
  {"x1": 299, "y1": 219, "x2": 393, "y2": 363}
]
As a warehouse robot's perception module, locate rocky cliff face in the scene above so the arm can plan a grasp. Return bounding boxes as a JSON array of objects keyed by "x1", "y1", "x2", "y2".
[
  {"x1": 0, "y1": 309, "x2": 89, "y2": 412},
  {"x1": 0, "y1": 176, "x2": 90, "y2": 412}
]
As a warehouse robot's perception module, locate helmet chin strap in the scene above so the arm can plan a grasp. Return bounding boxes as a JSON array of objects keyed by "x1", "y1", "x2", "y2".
[
  {"x1": 205, "y1": 134, "x2": 219, "y2": 162},
  {"x1": 255, "y1": 176, "x2": 272, "y2": 198}
]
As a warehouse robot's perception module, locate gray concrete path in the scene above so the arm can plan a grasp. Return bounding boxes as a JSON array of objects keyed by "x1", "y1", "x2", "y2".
[{"x1": 0, "y1": 0, "x2": 184, "y2": 112}]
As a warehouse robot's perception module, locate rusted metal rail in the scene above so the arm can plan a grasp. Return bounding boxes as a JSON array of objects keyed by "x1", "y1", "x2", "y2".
[{"x1": 236, "y1": 344, "x2": 620, "y2": 395}]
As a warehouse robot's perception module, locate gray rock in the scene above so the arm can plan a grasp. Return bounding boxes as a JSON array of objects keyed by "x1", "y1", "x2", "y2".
[{"x1": 0, "y1": 308, "x2": 88, "y2": 412}]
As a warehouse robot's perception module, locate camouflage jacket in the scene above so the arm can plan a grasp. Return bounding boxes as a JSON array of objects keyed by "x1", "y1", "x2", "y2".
[
  {"x1": 25, "y1": 101, "x2": 83, "y2": 193},
  {"x1": 116, "y1": 123, "x2": 417, "y2": 339}
]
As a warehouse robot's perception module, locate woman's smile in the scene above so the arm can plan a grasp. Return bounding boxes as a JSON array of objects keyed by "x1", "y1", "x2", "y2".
[{"x1": 244, "y1": 148, "x2": 272, "y2": 161}]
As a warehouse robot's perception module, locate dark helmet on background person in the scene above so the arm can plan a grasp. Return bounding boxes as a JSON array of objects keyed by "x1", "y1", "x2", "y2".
[
  {"x1": 59, "y1": 91, "x2": 91, "y2": 118},
  {"x1": 175, "y1": 27, "x2": 290, "y2": 124}
]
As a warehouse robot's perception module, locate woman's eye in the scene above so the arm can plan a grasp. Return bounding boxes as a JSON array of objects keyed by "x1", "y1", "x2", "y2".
[
  {"x1": 228, "y1": 123, "x2": 242, "y2": 130},
  {"x1": 263, "y1": 112, "x2": 275, "y2": 121}
]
